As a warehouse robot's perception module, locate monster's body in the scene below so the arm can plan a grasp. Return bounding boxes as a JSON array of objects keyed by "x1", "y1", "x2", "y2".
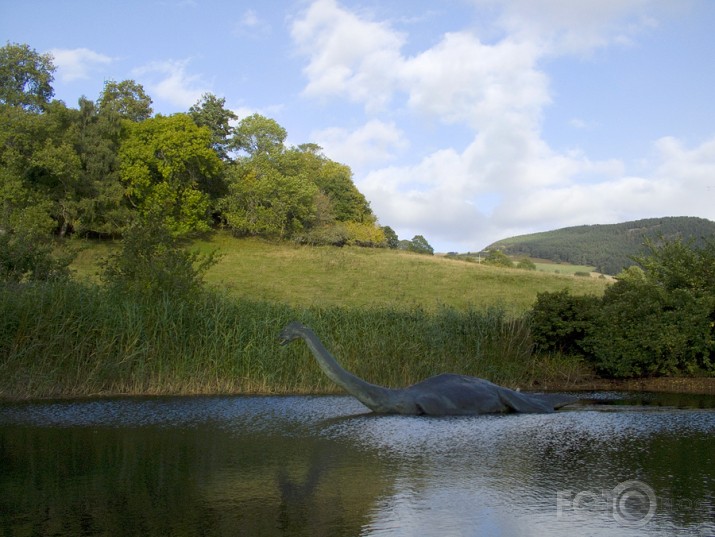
[{"x1": 279, "y1": 322, "x2": 576, "y2": 415}]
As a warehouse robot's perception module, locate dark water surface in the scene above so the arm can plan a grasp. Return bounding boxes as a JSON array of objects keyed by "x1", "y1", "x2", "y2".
[{"x1": 1, "y1": 392, "x2": 713, "y2": 536}]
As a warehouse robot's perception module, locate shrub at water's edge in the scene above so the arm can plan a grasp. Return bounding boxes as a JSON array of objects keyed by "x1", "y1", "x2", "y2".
[{"x1": 532, "y1": 237, "x2": 715, "y2": 378}]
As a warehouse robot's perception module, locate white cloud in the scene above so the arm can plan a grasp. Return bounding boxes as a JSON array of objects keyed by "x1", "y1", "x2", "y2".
[
  {"x1": 367, "y1": 131, "x2": 715, "y2": 251},
  {"x1": 230, "y1": 104, "x2": 286, "y2": 130},
  {"x1": 291, "y1": 0, "x2": 404, "y2": 111},
  {"x1": 50, "y1": 48, "x2": 113, "y2": 82},
  {"x1": 569, "y1": 118, "x2": 595, "y2": 130},
  {"x1": 400, "y1": 33, "x2": 547, "y2": 129},
  {"x1": 480, "y1": 0, "x2": 663, "y2": 55},
  {"x1": 649, "y1": 136, "x2": 715, "y2": 214},
  {"x1": 360, "y1": 126, "x2": 628, "y2": 248},
  {"x1": 132, "y1": 59, "x2": 209, "y2": 109},
  {"x1": 241, "y1": 9, "x2": 260, "y2": 27},
  {"x1": 360, "y1": 147, "x2": 480, "y2": 241},
  {"x1": 312, "y1": 120, "x2": 408, "y2": 169},
  {"x1": 292, "y1": 1, "x2": 548, "y2": 131},
  {"x1": 489, "y1": 135, "x2": 715, "y2": 239},
  {"x1": 234, "y1": 8, "x2": 271, "y2": 37},
  {"x1": 292, "y1": 0, "x2": 709, "y2": 251}
]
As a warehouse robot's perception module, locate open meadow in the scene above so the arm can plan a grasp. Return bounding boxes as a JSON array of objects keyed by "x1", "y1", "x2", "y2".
[{"x1": 72, "y1": 234, "x2": 609, "y2": 314}]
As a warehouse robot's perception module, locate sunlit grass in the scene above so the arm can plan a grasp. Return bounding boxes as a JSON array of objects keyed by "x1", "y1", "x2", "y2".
[
  {"x1": 71, "y1": 233, "x2": 609, "y2": 314},
  {"x1": 532, "y1": 261, "x2": 601, "y2": 275}
]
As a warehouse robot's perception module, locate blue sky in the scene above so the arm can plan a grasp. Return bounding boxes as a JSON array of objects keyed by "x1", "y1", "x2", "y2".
[{"x1": 3, "y1": 0, "x2": 714, "y2": 252}]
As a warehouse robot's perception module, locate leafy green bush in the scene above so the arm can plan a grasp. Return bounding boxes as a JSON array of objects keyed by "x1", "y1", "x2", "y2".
[
  {"x1": 483, "y1": 249, "x2": 513, "y2": 268},
  {"x1": 343, "y1": 221, "x2": 386, "y2": 247},
  {"x1": 0, "y1": 231, "x2": 72, "y2": 283},
  {"x1": 0, "y1": 203, "x2": 73, "y2": 283},
  {"x1": 294, "y1": 222, "x2": 386, "y2": 247},
  {"x1": 531, "y1": 289, "x2": 599, "y2": 355},
  {"x1": 584, "y1": 278, "x2": 714, "y2": 377},
  {"x1": 583, "y1": 241, "x2": 715, "y2": 377},
  {"x1": 530, "y1": 238, "x2": 715, "y2": 378},
  {"x1": 100, "y1": 219, "x2": 217, "y2": 301},
  {"x1": 516, "y1": 257, "x2": 536, "y2": 270},
  {"x1": 293, "y1": 223, "x2": 350, "y2": 246}
]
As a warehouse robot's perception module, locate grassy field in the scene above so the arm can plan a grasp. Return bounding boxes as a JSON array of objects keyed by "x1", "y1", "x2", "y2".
[
  {"x1": 525, "y1": 257, "x2": 603, "y2": 276},
  {"x1": 72, "y1": 233, "x2": 609, "y2": 315},
  {"x1": 533, "y1": 263, "x2": 600, "y2": 276}
]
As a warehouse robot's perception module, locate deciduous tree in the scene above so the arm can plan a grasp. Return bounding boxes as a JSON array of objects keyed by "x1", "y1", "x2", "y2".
[
  {"x1": 221, "y1": 163, "x2": 317, "y2": 238},
  {"x1": 232, "y1": 113, "x2": 286, "y2": 156},
  {"x1": 408, "y1": 235, "x2": 434, "y2": 255},
  {"x1": 119, "y1": 114, "x2": 221, "y2": 236},
  {"x1": 0, "y1": 42, "x2": 55, "y2": 111},
  {"x1": 98, "y1": 79, "x2": 152, "y2": 122}
]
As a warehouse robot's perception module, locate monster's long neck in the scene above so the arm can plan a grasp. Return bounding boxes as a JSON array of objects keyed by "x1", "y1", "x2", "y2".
[{"x1": 296, "y1": 326, "x2": 399, "y2": 413}]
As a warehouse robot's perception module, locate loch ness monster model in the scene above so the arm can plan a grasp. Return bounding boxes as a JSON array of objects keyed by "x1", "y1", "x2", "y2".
[{"x1": 279, "y1": 322, "x2": 578, "y2": 415}]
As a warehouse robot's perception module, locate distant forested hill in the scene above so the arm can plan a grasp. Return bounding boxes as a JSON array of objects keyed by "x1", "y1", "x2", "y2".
[{"x1": 486, "y1": 217, "x2": 715, "y2": 274}]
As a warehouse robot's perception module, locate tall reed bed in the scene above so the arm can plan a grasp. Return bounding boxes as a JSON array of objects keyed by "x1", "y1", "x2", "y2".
[{"x1": 0, "y1": 281, "x2": 589, "y2": 399}]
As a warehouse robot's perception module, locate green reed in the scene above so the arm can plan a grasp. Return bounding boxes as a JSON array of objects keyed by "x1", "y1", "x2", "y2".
[{"x1": 0, "y1": 281, "x2": 591, "y2": 399}]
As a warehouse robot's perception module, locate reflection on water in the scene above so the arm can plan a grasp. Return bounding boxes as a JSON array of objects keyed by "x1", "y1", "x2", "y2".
[{"x1": 1, "y1": 393, "x2": 713, "y2": 536}]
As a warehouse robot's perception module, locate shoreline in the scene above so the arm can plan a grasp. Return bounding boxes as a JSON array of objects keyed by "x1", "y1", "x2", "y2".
[
  {"x1": 530, "y1": 376, "x2": 715, "y2": 395},
  {"x1": 2, "y1": 377, "x2": 713, "y2": 402}
]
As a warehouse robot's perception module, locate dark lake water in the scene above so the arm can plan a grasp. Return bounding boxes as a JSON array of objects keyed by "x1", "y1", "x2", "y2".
[{"x1": 1, "y1": 392, "x2": 713, "y2": 536}]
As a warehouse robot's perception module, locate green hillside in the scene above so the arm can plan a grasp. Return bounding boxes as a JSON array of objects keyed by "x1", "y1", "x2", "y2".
[
  {"x1": 72, "y1": 234, "x2": 609, "y2": 314},
  {"x1": 486, "y1": 216, "x2": 715, "y2": 274}
]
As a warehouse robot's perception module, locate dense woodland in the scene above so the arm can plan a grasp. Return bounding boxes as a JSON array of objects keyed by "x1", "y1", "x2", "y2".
[
  {"x1": 487, "y1": 216, "x2": 715, "y2": 274},
  {"x1": 0, "y1": 42, "x2": 438, "y2": 281}
]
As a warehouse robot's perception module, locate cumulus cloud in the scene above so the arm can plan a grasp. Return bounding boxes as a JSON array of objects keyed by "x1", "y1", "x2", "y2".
[
  {"x1": 311, "y1": 119, "x2": 408, "y2": 169},
  {"x1": 489, "y1": 135, "x2": 715, "y2": 240},
  {"x1": 132, "y1": 59, "x2": 209, "y2": 109},
  {"x1": 400, "y1": 33, "x2": 547, "y2": 130},
  {"x1": 50, "y1": 48, "x2": 113, "y2": 82},
  {"x1": 291, "y1": 0, "x2": 404, "y2": 111},
  {"x1": 649, "y1": 136, "x2": 715, "y2": 214},
  {"x1": 291, "y1": 0, "x2": 548, "y2": 130},
  {"x1": 292, "y1": 0, "x2": 710, "y2": 251}
]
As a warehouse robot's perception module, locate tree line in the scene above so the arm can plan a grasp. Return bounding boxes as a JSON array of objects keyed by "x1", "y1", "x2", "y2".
[{"x1": 1, "y1": 42, "x2": 434, "y2": 283}]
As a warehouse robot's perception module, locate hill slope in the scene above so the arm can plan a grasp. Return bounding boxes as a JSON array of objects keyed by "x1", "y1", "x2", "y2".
[
  {"x1": 71, "y1": 234, "x2": 609, "y2": 314},
  {"x1": 486, "y1": 216, "x2": 715, "y2": 274}
]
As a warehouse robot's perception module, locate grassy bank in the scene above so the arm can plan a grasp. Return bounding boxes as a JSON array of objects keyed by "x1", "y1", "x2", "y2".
[
  {"x1": 27, "y1": 235, "x2": 715, "y2": 400},
  {"x1": 0, "y1": 281, "x2": 592, "y2": 399}
]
